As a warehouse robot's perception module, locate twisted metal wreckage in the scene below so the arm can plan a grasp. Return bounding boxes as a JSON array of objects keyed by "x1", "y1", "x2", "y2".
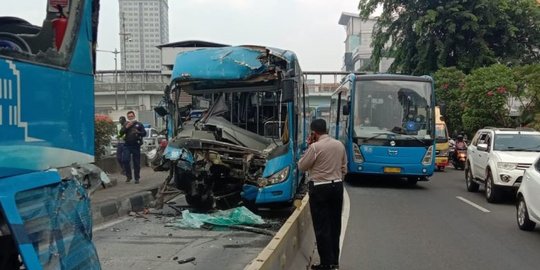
[{"x1": 152, "y1": 45, "x2": 303, "y2": 209}]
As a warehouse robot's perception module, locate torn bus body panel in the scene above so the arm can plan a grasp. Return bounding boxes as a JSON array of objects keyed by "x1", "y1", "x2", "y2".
[
  {"x1": 161, "y1": 45, "x2": 301, "y2": 209},
  {"x1": 169, "y1": 116, "x2": 282, "y2": 208}
]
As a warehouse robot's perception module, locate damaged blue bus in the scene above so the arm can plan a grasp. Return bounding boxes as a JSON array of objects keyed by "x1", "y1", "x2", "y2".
[
  {"x1": 157, "y1": 45, "x2": 308, "y2": 209},
  {"x1": 1, "y1": 0, "x2": 101, "y2": 269}
]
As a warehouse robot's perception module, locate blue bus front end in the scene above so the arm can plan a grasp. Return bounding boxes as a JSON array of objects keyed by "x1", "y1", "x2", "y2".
[
  {"x1": 242, "y1": 144, "x2": 297, "y2": 205},
  {"x1": 159, "y1": 45, "x2": 307, "y2": 208},
  {"x1": 330, "y1": 74, "x2": 436, "y2": 182},
  {"x1": 346, "y1": 141, "x2": 435, "y2": 177}
]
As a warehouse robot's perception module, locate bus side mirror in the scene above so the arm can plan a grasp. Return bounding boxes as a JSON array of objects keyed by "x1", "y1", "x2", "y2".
[
  {"x1": 281, "y1": 79, "x2": 295, "y2": 103},
  {"x1": 154, "y1": 106, "x2": 168, "y2": 117},
  {"x1": 342, "y1": 103, "x2": 350, "y2": 116},
  {"x1": 440, "y1": 103, "x2": 447, "y2": 117}
]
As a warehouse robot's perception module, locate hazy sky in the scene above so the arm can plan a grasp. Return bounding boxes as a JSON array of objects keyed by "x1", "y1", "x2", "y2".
[{"x1": 4, "y1": 0, "x2": 360, "y2": 71}]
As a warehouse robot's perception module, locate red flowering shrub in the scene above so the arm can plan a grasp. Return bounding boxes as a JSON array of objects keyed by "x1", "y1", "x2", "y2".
[{"x1": 94, "y1": 114, "x2": 115, "y2": 161}]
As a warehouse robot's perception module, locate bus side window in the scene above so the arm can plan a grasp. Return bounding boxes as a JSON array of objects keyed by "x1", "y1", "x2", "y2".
[{"x1": 0, "y1": 2, "x2": 76, "y2": 67}]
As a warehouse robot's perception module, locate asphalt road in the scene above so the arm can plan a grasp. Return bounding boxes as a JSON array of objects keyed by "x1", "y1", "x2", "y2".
[
  {"x1": 340, "y1": 167, "x2": 540, "y2": 270},
  {"x1": 92, "y1": 196, "x2": 289, "y2": 270}
]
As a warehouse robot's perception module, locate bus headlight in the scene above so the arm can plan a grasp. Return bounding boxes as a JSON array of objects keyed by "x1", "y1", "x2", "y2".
[
  {"x1": 260, "y1": 167, "x2": 290, "y2": 187},
  {"x1": 422, "y1": 146, "x2": 434, "y2": 165},
  {"x1": 353, "y1": 144, "x2": 364, "y2": 163}
]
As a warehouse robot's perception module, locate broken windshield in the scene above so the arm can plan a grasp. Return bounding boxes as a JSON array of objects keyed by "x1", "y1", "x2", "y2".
[{"x1": 189, "y1": 90, "x2": 289, "y2": 146}]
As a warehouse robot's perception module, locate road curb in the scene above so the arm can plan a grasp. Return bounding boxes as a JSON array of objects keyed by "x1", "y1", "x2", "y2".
[
  {"x1": 91, "y1": 191, "x2": 154, "y2": 226},
  {"x1": 244, "y1": 195, "x2": 315, "y2": 270}
]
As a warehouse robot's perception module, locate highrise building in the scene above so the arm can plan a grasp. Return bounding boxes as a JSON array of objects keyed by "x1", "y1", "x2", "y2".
[{"x1": 118, "y1": 0, "x2": 169, "y2": 71}]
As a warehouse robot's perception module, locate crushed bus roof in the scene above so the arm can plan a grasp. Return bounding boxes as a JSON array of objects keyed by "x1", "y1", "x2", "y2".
[{"x1": 170, "y1": 45, "x2": 299, "y2": 93}]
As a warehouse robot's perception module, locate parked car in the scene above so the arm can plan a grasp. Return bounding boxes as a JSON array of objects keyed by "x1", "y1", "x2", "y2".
[
  {"x1": 465, "y1": 127, "x2": 540, "y2": 203},
  {"x1": 141, "y1": 127, "x2": 165, "y2": 153},
  {"x1": 516, "y1": 155, "x2": 540, "y2": 231}
]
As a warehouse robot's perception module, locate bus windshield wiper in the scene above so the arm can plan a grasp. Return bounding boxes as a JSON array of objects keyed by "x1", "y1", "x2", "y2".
[
  {"x1": 362, "y1": 132, "x2": 396, "y2": 142},
  {"x1": 401, "y1": 134, "x2": 430, "y2": 146}
]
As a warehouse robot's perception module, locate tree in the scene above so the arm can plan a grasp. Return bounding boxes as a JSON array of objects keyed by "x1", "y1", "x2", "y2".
[
  {"x1": 461, "y1": 64, "x2": 515, "y2": 134},
  {"x1": 433, "y1": 67, "x2": 466, "y2": 136},
  {"x1": 359, "y1": 0, "x2": 540, "y2": 75},
  {"x1": 513, "y1": 64, "x2": 540, "y2": 129}
]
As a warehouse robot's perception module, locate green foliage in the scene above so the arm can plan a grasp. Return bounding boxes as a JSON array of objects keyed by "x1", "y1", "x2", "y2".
[
  {"x1": 513, "y1": 64, "x2": 540, "y2": 127},
  {"x1": 461, "y1": 64, "x2": 515, "y2": 132},
  {"x1": 94, "y1": 114, "x2": 115, "y2": 161},
  {"x1": 433, "y1": 64, "x2": 540, "y2": 136},
  {"x1": 359, "y1": 0, "x2": 540, "y2": 75},
  {"x1": 433, "y1": 67, "x2": 466, "y2": 135}
]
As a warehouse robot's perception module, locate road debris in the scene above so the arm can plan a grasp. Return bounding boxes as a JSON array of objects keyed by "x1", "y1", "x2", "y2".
[
  {"x1": 177, "y1": 257, "x2": 196, "y2": 264},
  {"x1": 166, "y1": 206, "x2": 264, "y2": 229},
  {"x1": 228, "y1": 224, "x2": 274, "y2": 236}
]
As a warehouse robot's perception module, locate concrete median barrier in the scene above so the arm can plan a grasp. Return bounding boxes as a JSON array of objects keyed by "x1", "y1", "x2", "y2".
[{"x1": 245, "y1": 195, "x2": 315, "y2": 270}]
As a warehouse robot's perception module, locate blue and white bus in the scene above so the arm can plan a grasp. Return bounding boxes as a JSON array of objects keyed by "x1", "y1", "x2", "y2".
[
  {"x1": 1, "y1": 1, "x2": 101, "y2": 268},
  {"x1": 159, "y1": 45, "x2": 309, "y2": 208},
  {"x1": 329, "y1": 74, "x2": 436, "y2": 184}
]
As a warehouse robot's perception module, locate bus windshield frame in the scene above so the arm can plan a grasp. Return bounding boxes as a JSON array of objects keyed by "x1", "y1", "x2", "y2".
[{"x1": 353, "y1": 79, "x2": 434, "y2": 141}]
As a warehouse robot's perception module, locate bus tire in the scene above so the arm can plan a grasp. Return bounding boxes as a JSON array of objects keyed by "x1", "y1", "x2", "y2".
[
  {"x1": 406, "y1": 177, "x2": 418, "y2": 186},
  {"x1": 185, "y1": 193, "x2": 214, "y2": 210}
]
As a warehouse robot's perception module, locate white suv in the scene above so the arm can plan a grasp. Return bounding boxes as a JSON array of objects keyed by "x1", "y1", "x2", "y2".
[{"x1": 465, "y1": 127, "x2": 540, "y2": 203}]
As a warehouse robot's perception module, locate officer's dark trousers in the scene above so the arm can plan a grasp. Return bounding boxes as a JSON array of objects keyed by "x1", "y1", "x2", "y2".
[
  {"x1": 123, "y1": 145, "x2": 141, "y2": 180},
  {"x1": 309, "y1": 181, "x2": 344, "y2": 266}
]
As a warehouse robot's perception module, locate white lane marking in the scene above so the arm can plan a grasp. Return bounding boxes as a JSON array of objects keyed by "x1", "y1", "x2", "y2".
[
  {"x1": 339, "y1": 187, "x2": 351, "y2": 259},
  {"x1": 93, "y1": 216, "x2": 131, "y2": 232},
  {"x1": 456, "y1": 196, "x2": 491, "y2": 213}
]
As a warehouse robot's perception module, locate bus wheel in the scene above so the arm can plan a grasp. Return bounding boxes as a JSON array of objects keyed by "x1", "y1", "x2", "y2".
[
  {"x1": 406, "y1": 177, "x2": 418, "y2": 186},
  {"x1": 185, "y1": 193, "x2": 215, "y2": 210}
]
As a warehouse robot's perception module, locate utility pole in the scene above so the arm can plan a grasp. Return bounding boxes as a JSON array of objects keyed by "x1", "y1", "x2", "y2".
[
  {"x1": 96, "y1": 48, "x2": 121, "y2": 110},
  {"x1": 119, "y1": 11, "x2": 131, "y2": 109},
  {"x1": 113, "y1": 48, "x2": 119, "y2": 110}
]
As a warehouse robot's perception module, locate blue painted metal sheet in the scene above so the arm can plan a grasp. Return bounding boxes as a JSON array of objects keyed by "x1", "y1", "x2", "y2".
[
  {"x1": 172, "y1": 47, "x2": 266, "y2": 81},
  {"x1": 171, "y1": 46, "x2": 298, "y2": 83},
  {"x1": 0, "y1": 0, "x2": 95, "y2": 178},
  {"x1": 0, "y1": 171, "x2": 101, "y2": 270}
]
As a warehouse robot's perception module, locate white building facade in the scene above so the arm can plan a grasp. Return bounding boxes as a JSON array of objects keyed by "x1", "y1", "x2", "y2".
[{"x1": 339, "y1": 12, "x2": 393, "y2": 73}]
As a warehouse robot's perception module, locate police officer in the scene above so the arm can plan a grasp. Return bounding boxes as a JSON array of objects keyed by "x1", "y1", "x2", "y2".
[{"x1": 298, "y1": 119, "x2": 347, "y2": 270}]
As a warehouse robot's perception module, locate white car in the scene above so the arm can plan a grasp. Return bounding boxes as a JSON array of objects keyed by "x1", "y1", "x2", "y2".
[
  {"x1": 516, "y1": 156, "x2": 540, "y2": 231},
  {"x1": 465, "y1": 127, "x2": 540, "y2": 203}
]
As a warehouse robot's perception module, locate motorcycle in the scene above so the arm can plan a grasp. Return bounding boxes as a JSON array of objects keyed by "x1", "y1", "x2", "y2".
[{"x1": 451, "y1": 149, "x2": 467, "y2": 170}]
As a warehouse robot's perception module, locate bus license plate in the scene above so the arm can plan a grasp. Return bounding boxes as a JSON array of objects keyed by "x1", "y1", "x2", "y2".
[{"x1": 384, "y1": 167, "x2": 401, "y2": 174}]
